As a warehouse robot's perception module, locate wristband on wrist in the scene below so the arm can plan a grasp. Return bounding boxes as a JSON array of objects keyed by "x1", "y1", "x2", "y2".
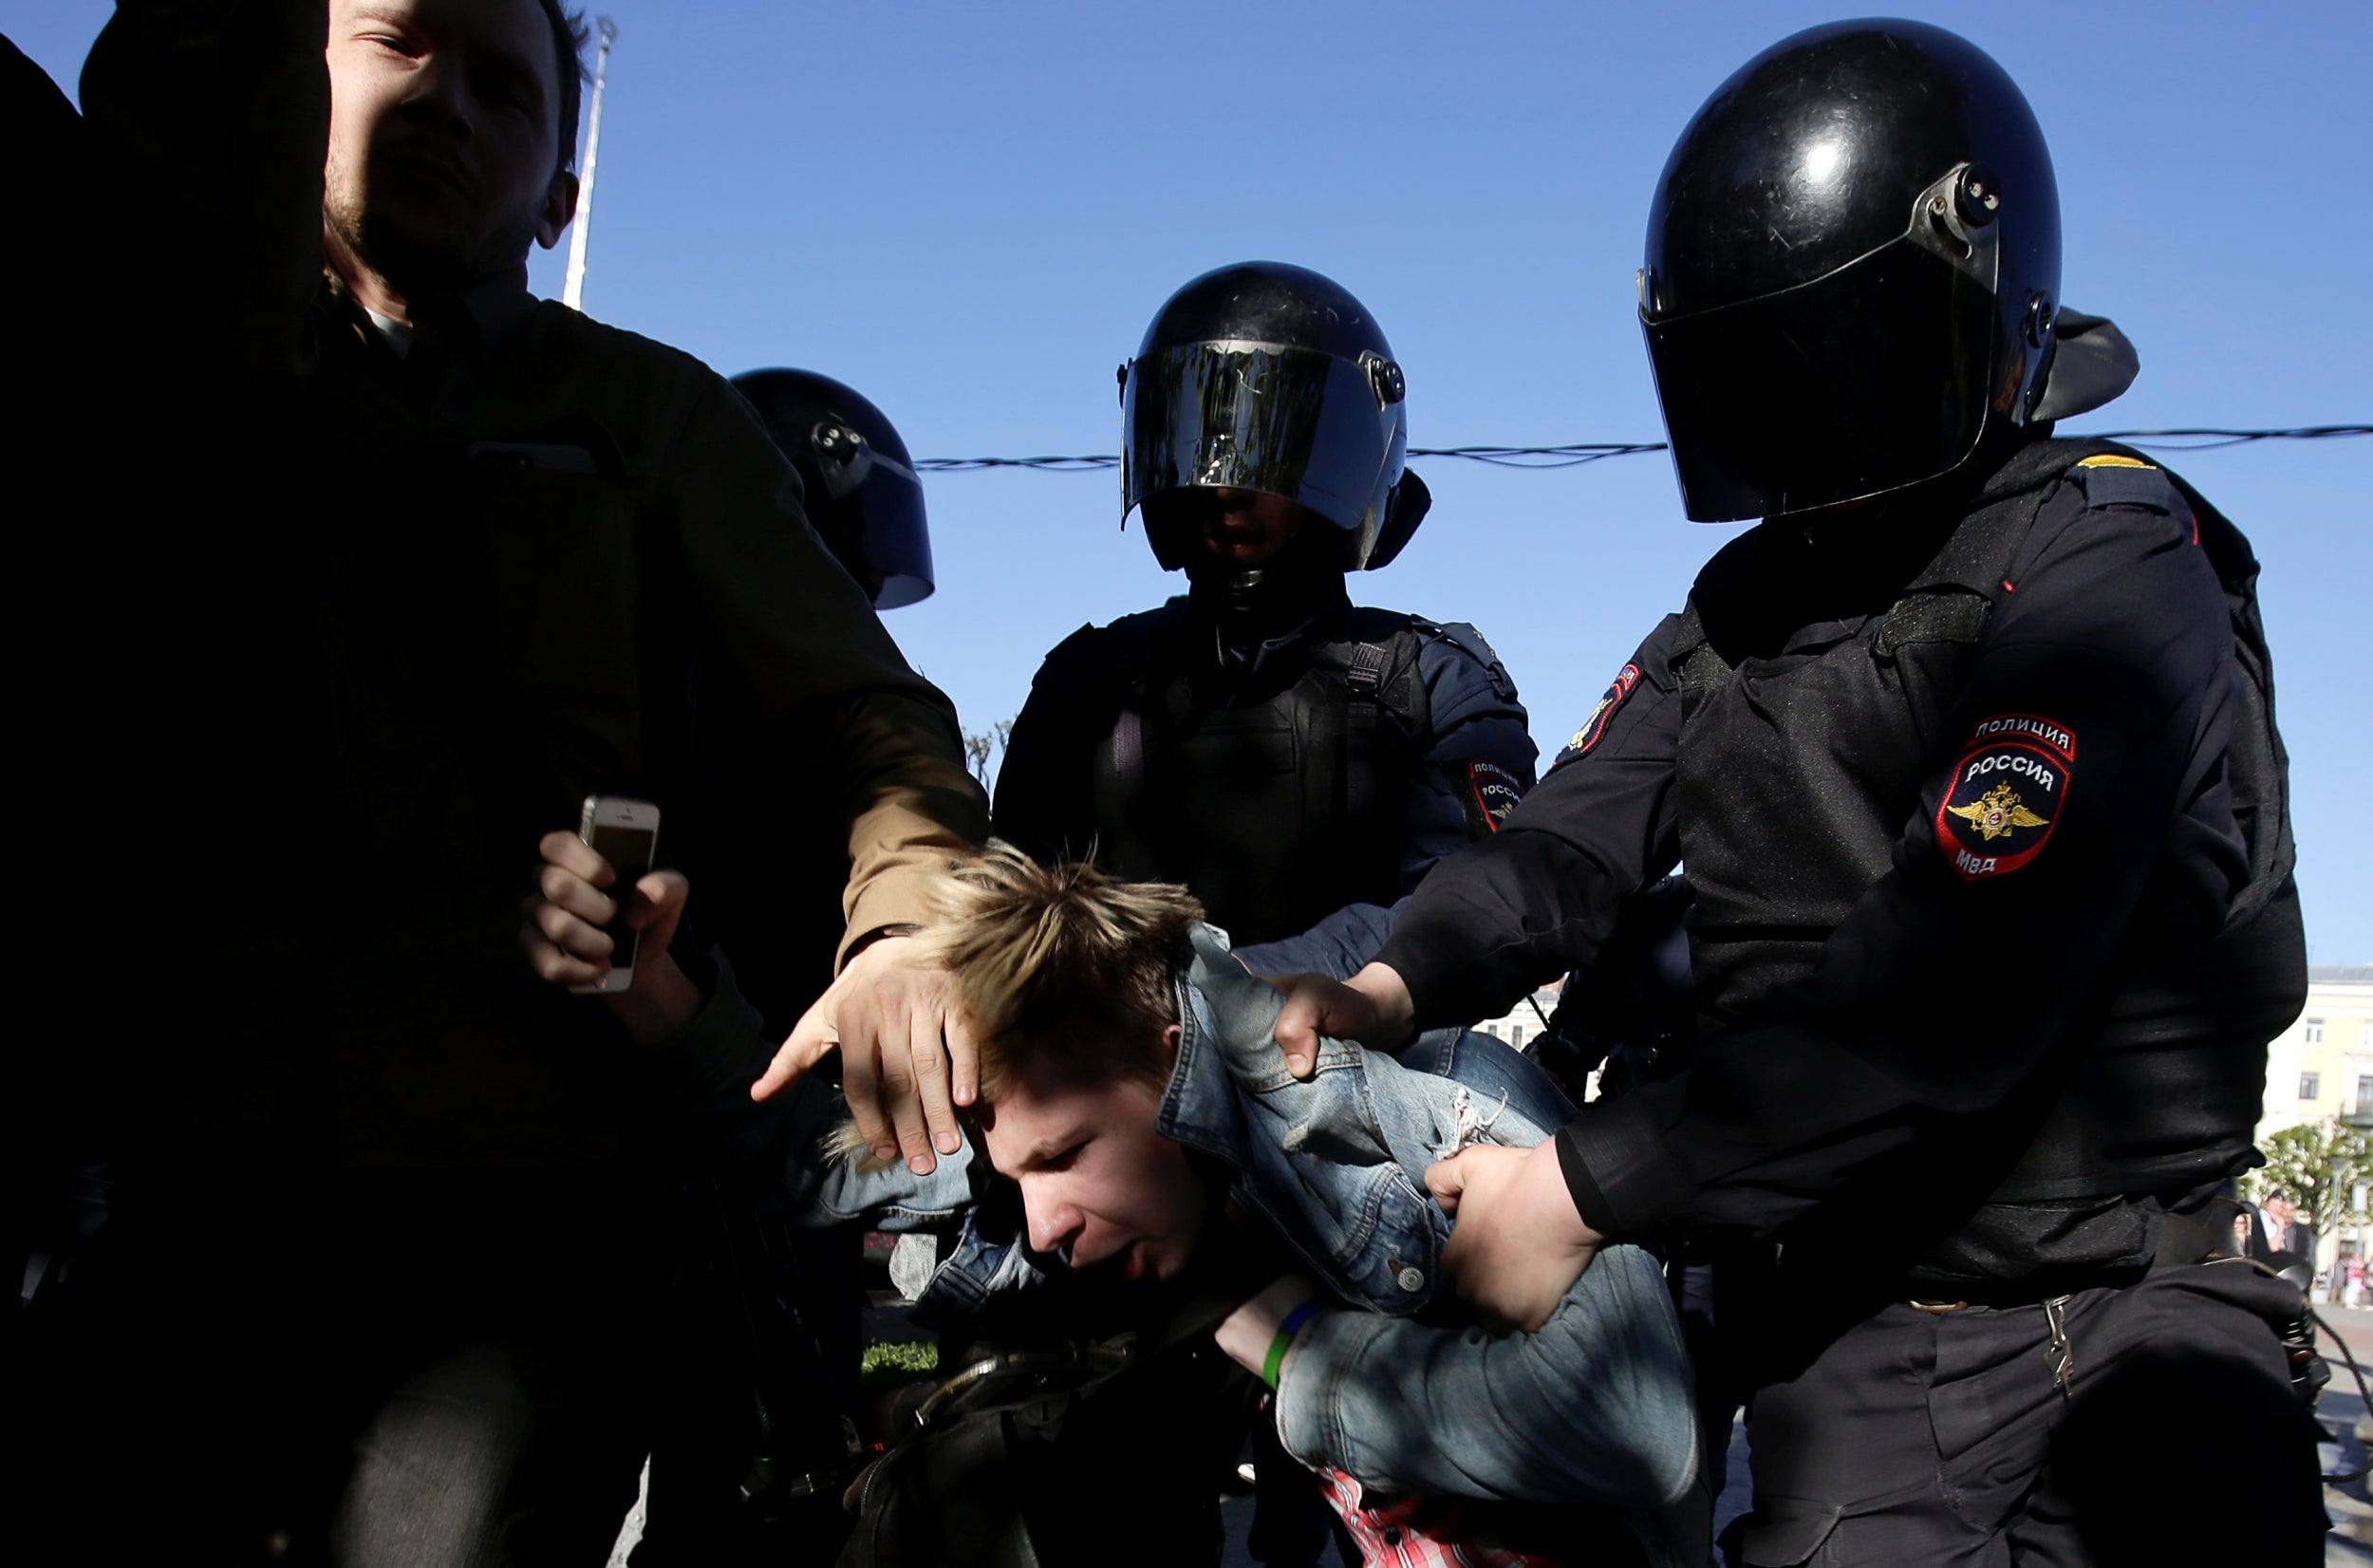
[{"x1": 1260, "y1": 1299, "x2": 1324, "y2": 1390}]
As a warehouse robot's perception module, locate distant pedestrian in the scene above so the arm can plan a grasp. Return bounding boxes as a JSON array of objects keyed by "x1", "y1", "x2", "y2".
[{"x1": 2261, "y1": 1188, "x2": 2315, "y2": 1261}]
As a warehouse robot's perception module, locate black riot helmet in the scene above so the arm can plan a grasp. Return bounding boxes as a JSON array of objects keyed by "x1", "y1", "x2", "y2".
[
  {"x1": 1641, "y1": 20, "x2": 2085, "y2": 521},
  {"x1": 1121, "y1": 262, "x2": 1430, "y2": 572},
  {"x1": 730, "y1": 368, "x2": 934, "y2": 608}
]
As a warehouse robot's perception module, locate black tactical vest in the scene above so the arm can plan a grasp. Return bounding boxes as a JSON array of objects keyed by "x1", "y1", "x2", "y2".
[
  {"x1": 1670, "y1": 438, "x2": 2299, "y2": 1209},
  {"x1": 1083, "y1": 603, "x2": 1432, "y2": 946}
]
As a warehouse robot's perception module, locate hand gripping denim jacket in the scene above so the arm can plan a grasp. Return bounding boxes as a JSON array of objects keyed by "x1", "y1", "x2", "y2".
[{"x1": 743, "y1": 929, "x2": 1701, "y2": 1558}]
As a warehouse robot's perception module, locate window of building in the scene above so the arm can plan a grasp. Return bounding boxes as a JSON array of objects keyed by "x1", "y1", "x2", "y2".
[
  {"x1": 2358, "y1": 1073, "x2": 2373, "y2": 1111},
  {"x1": 2364, "y1": 1018, "x2": 2373, "y2": 1049},
  {"x1": 1484, "y1": 1025, "x2": 1501, "y2": 1039},
  {"x1": 2302, "y1": 1073, "x2": 2322, "y2": 1100},
  {"x1": 2307, "y1": 1018, "x2": 2326, "y2": 1045},
  {"x1": 1511, "y1": 1025, "x2": 1526, "y2": 1048}
]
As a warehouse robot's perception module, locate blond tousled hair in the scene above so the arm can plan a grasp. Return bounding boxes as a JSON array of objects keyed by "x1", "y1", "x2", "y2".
[
  {"x1": 825, "y1": 845, "x2": 1203, "y2": 1166},
  {"x1": 920, "y1": 843, "x2": 1203, "y2": 1096}
]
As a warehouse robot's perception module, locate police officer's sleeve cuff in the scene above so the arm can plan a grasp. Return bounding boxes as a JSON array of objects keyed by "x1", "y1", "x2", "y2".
[
  {"x1": 1557, "y1": 1096, "x2": 1691, "y2": 1239},
  {"x1": 1373, "y1": 936, "x2": 1474, "y2": 1033},
  {"x1": 1555, "y1": 1126, "x2": 1620, "y2": 1237}
]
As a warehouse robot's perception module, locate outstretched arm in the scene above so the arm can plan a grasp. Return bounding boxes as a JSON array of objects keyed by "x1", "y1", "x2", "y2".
[
  {"x1": 1267, "y1": 1244, "x2": 1696, "y2": 1507},
  {"x1": 1429, "y1": 476, "x2": 2266, "y2": 1332},
  {"x1": 1226, "y1": 623, "x2": 1538, "y2": 986},
  {"x1": 1267, "y1": 619, "x2": 1685, "y2": 1069},
  {"x1": 1556, "y1": 484, "x2": 2252, "y2": 1245},
  {"x1": 660, "y1": 374, "x2": 989, "y2": 1171}
]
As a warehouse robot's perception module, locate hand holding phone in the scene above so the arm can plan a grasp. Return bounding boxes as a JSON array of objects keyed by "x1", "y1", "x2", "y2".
[
  {"x1": 521, "y1": 803, "x2": 701, "y2": 1043},
  {"x1": 570, "y1": 795, "x2": 661, "y2": 993},
  {"x1": 518, "y1": 798, "x2": 672, "y2": 991}
]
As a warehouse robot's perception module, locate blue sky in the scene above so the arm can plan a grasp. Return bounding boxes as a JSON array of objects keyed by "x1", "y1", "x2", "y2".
[{"x1": 10, "y1": 1, "x2": 2367, "y2": 959}]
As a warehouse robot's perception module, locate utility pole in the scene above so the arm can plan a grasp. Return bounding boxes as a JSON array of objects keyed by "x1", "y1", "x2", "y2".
[{"x1": 561, "y1": 15, "x2": 618, "y2": 313}]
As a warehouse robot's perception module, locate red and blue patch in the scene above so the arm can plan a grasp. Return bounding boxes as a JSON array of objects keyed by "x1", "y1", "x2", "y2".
[
  {"x1": 1555, "y1": 663, "x2": 1642, "y2": 767},
  {"x1": 1936, "y1": 714, "x2": 2077, "y2": 881},
  {"x1": 1463, "y1": 759, "x2": 1526, "y2": 832}
]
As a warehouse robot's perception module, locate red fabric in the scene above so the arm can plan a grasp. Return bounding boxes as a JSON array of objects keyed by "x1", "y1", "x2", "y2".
[{"x1": 1315, "y1": 1468, "x2": 1573, "y2": 1568}]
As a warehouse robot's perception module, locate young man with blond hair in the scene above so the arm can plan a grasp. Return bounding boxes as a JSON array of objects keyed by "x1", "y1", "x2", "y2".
[{"x1": 526, "y1": 836, "x2": 1706, "y2": 1566}]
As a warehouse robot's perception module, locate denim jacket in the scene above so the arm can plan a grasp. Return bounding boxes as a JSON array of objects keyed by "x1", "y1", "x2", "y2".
[{"x1": 748, "y1": 929, "x2": 1700, "y2": 1553}]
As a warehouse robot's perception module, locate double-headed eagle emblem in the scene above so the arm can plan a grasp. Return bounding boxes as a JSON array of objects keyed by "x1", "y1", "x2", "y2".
[
  {"x1": 1567, "y1": 694, "x2": 1614, "y2": 754},
  {"x1": 1946, "y1": 782, "x2": 2048, "y2": 841}
]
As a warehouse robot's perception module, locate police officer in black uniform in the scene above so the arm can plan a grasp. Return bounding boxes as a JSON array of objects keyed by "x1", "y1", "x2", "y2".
[
  {"x1": 734, "y1": 369, "x2": 937, "y2": 612},
  {"x1": 996, "y1": 261, "x2": 1537, "y2": 972},
  {"x1": 635, "y1": 368, "x2": 941, "y2": 1566},
  {"x1": 1275, "y1": 22, "x2": 2325, "y2": 1565},
  {"x1": 691, "y1": 368, "x2": 941, "y2": 1032},
  {"x1": 992, "y1": 263, "x2": 1536, "y2": 1566}
]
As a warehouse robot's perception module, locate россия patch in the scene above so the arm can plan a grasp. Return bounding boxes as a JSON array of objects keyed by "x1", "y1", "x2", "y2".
[
  {"x1": 1936, "y1": 714, "x2": 2076, "y2": 881},
  {"x1": 1463, "y1": 759, "x2": 1526, "y2": 831}
]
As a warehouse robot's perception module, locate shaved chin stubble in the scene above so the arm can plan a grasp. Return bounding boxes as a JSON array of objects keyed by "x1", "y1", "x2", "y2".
[{"x1": 322, "y1": 150, "x2": 529, "y2": 305}]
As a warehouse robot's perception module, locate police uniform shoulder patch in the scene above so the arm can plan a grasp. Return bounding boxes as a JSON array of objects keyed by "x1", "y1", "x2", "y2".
[
  {"x1": 1936, "y1": 714, "x2": 2077, "y2": 881},
  {"x1": 2069, "y1": 453, "x2": 2178, "y2": 515},
  {"x1": 1461, "y1": 758, "x2": 1525, "y2": 833},
  {"x1": 1554, "y1": 663, "x2": 1643, "y2": 767},
  {"x1": 1425, "y1": 620, "x2": 1520, "y2": 701}
]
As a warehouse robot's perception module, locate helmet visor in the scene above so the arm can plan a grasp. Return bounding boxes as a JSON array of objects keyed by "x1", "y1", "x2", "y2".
[
  {"x1": 848, "y1": 466, "x2": 934, "y2": 608},
  {"x1": 1123, "y1": 341, "x2": 1404, "y2": 563},
  {"x1": 810, "y1": 430, "x2": 934, "y2": 608},
  {"x1": 840, "y1": 451, "x2": 934, "y2": 608},
  {"x1": 1642, "y1": 234, "x2": 1999, "y2": 521}
]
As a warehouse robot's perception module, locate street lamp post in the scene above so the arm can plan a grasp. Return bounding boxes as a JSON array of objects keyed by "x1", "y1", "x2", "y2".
[{"x1": 561, "y1": 16, "x2": 618, "y2": 313}]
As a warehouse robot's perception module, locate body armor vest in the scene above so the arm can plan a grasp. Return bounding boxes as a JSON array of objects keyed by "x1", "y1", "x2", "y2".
[
  {"x1": 1084, "y1": 603, "x2": 1431, "y2": 946},
  {"x1": 1670, "y1": 438, "x2": 2298, "y2": 1208}
]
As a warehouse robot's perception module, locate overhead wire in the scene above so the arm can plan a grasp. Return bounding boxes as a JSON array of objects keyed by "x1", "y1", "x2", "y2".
[
  {"x1": 910, "y1": 424, "x2": 2368, "y2": 474},
  {"x1": 2079, "y1": 424, "x2": 2372, "y2": 452}
]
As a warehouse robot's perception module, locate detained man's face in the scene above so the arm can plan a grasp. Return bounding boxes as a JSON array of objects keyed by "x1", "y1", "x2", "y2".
[
  {"x1": 323, "y1": 0, "x2": 577, "y2": 298},
  {"x1": 979, "y1": 1029, "x2": 1209, "y2": 1284}
]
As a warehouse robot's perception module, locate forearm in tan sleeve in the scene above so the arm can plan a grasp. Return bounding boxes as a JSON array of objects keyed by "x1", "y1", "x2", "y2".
[
  {"x1": 827, "y1": 690, "x2": 990, "y2": 962},
  {"x1": 660, "y1": 372, "x2": 988, "y2": 963}
]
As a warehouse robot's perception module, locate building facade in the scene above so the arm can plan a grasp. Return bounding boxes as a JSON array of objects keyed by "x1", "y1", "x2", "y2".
[
  {"x1": 2250, "y1": 967, "x2": 2373, "y2": 1296},
  {"x1": 1472, "y1": 981, "x2": 1564, "y2": 1057},
  {"x1": 2256, "y1": 966, "x2": 2373, "y2": 1143}
]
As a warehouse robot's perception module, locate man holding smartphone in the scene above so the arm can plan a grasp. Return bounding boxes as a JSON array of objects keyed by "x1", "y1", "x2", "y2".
[{"x1": 39, "y1": 3, "x2": 988, "y2": 1562}]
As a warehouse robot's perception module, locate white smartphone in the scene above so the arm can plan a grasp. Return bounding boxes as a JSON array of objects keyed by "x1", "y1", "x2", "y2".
[{"x1": 572, "y1": 794, "x2": 662, "y2": 995}]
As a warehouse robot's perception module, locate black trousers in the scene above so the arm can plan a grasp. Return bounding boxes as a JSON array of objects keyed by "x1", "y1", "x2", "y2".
[
  {"x1": 630, "y1": 1210, "x2": 868, "y2": 1568},
  {"x1": 1723, "y1": 1260, "x2": 2326, "y2": 1566},
  {"x1": 23, "y1": 1168, "x2": 666, "y2": 1568}
]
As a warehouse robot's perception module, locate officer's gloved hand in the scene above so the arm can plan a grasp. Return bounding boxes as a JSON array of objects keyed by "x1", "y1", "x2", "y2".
[{"x1": 1266, "y1": 961, "x2": 1417, "y2": 1077}]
